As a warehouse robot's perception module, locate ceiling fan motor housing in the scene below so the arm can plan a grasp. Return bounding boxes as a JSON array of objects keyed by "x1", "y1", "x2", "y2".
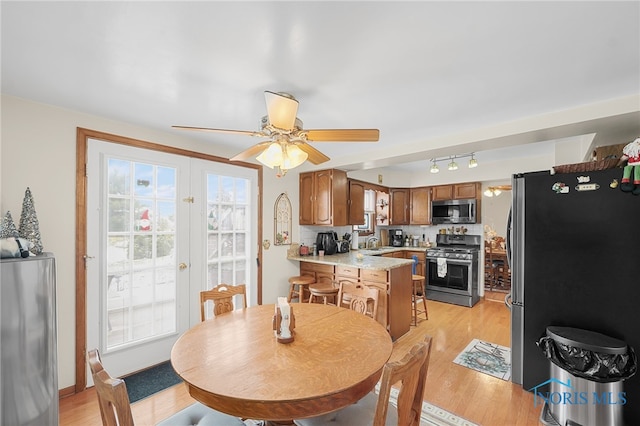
[{"x1": 260, "y1": 115, "x2": 303, "y2": 133}]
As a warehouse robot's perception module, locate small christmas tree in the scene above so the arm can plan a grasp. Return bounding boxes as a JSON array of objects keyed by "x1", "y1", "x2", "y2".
[
  {"x1": 0, "y1": 211, "x2": 20, "y2": 238},
  {"x1": 18, "y1": 187, "x2": 43, "y2": 254}
]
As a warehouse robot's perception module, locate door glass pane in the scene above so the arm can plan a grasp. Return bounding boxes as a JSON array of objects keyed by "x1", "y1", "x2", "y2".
[
  {"x1": 205, "y1": 174, "x2": 251, "y2": 291},
  {"x1": 106, "y1": 158, "x2": 178, "y2": 350}
]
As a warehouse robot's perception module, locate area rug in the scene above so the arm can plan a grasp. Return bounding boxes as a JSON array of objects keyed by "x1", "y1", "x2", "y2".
[
  {"x1": 377, "y1": 384, "x2": 478, "y2": 426},
  {"x1": 453, "y1": 338, "x2": 511, "y2": 381},
  {"x1": 123, "y1": 361, "x2": 183, "y2": 403}
]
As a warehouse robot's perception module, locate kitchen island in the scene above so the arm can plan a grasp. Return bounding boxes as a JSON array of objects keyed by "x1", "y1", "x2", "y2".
[{"x1": 287, "y1": 252, "x2": 414, "y2": 340}]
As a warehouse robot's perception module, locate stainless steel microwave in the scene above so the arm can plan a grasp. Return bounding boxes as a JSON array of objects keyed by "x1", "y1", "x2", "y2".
[{"x1": 431, "y1": 199, "x2": 477, "y2": 224}]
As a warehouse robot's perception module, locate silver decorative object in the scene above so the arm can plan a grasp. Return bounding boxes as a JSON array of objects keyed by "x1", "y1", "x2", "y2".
[
  {"x1": 1, "y1": 211, "x2": 20, "y2": 238},
  {"x1": 18, "y1": 187, "x2": 43, "y2": 254}
]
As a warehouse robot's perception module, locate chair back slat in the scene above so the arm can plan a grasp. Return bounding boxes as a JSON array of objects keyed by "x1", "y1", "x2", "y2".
[
  {"x1": 337, "y1": 280, "x2": 379, "y2": 319},
  {"x1": 375, "y1": 335, "x2": 433, "y2": 426},
  {"x1": 88, "y1": 349, "x2": 135, "y2": 426},
  {"x1": 200, "y1": 284, "x2": 248, "y2": 321}
]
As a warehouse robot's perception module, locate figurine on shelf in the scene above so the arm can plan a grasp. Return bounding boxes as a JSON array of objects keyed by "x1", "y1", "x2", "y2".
[{"x1": 619, "y1": 137, "x2": 640, "y2": 195}]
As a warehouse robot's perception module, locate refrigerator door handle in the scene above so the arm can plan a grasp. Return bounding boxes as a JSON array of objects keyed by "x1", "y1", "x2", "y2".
[{"x1": 506, "y1": 208, "x2": 512, "y2": 268}]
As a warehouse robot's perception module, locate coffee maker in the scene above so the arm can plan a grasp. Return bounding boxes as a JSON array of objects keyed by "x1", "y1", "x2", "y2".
[{"x1": 389, "y1": 229, "x2": 404, "y2": 247}]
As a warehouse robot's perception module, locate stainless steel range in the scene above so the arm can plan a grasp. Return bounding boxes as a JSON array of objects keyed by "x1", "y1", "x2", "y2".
[{"x1": 425, "y1": 234, "x2": 480, "y2": 307}]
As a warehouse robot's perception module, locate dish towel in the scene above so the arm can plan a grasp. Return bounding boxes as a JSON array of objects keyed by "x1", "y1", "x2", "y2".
[{"x1": 437, "y1": 258, "x2": 447, "y2": 278}]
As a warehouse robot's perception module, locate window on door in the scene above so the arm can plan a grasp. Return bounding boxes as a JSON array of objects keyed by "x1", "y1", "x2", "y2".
[{"x1": 105, "y1": 158, "x2": 179, "y2": 350}]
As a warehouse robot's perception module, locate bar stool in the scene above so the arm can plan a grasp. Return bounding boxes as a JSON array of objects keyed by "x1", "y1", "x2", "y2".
[
  {"x1": 411, "y1": 255, "x2": 428, "y2": 325},
  {"x1": 287, "y1": 275, "x2": 315, "y2": 303},
  {"x1": 308, "y1": 280, "x2": 339, "y2": 305}
]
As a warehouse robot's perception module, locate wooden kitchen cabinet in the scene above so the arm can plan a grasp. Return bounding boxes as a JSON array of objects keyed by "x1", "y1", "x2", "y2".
[
  {"x1": 299, "y1": 169, "x2": 348, "y2": 226},
  {"x1": 410, "y1": 186, "x2": 431, "y2": 225},
  {"x1": 348, "y1": 179, "x2": 365, "y2": 225},
  {"x1": 300, "y1": 260, "x2": 412, "y2": 340},
  {"x1": 432, "y1": 182, "x2": 481, "y2": 201},
  {"x1": 389, "y1": 188, "x2": 410, "y2": 225},
  {"x1": 453, "y1": 182, "x2": 481, "y2": 199},
  {"x1": 431, "y1": 185, "x2": 453, "y2": 201},
  {"x1": 300, "y1": 262, "x2": 334, "y2": 285}
]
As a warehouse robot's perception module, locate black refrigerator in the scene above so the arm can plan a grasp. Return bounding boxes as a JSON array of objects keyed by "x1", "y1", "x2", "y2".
[{"x1": 509, "y1": 167, "x2": 640, "y2": 424}]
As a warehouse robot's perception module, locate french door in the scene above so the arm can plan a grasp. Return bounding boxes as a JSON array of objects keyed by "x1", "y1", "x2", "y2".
[{"x1": 86, "y1": 138, "x2": 257, "y2": 379}]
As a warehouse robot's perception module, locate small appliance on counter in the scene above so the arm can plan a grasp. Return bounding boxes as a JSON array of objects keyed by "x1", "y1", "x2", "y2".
[
  {"x1": 389, "y1": 229, "x2": 404, "y2": 247},
  {"x1": 316, "y1": 232, "x2": 338, "y2": 255},
  {"x1": 336, "y1": 239, "x2": 350, "y2": 253}
]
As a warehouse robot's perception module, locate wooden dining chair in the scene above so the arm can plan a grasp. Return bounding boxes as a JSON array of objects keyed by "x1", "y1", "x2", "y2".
[
  {"x1": 293, "y1": 335, "x2": 433, "y2": 426},
  {"x1": 337, "y1": 280, "x2": 379, "y2": 320},
  {"x1": 87, "y1": 349, "x2": 244, "y2": 426},
  {"x1": 484, "y1": 240, "x2": 504, "y2": 291},
  {"x1": 200, "y1": 283, "x2": 247, "y2": 321}
]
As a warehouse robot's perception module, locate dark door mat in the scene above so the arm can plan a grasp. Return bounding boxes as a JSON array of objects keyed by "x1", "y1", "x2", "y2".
[{"x1": 122, "y1": 361, "x2": 183, "y2": 403}]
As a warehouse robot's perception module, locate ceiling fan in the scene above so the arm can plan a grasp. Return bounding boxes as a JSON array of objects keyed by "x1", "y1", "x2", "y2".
[
  {"x1": 484, "y1": 185, "x2": 512, "y2": 197},
  {"x1": 173, "y1": 91, "x2": 379, "y2": 176}
]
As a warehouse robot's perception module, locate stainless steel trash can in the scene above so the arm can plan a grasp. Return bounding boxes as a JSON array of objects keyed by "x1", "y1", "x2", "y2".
[{"x1": 540, "y1": 327, "x2": 634, "y2": 426}]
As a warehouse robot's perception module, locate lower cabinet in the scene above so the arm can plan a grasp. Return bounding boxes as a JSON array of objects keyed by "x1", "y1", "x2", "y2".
[
  {"x1": 300, "y1": 261, "x2": 412, "y2": 340},
  {"x1": 300, "y1": 262, "x2": 334, "y2": 285}
]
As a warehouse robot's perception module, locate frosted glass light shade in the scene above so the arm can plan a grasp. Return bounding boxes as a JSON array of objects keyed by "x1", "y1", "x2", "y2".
[
  {"x1": 282, "y1": 144, "x2": 308, "y2": 169},
  {"x1": 256, "y1": 143, "x2": 283, "y2": 169}
]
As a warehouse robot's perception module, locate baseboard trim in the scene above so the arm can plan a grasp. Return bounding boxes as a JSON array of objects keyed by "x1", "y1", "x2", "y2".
[{"x1": 59, "y1": 385, "x2": 77, "y2": 399}]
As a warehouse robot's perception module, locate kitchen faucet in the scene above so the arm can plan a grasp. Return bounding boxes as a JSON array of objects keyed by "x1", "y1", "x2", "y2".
[{"x1": 366, "y1": 236, "x2": 379, "y2": 248}]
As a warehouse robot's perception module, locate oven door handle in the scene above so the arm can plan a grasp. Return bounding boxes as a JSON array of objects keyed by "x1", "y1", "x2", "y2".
[{"x1": 427, "y1": 258, "x2": 472, "y2": 266}]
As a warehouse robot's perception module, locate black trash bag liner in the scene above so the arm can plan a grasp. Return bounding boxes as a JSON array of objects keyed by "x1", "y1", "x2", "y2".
[{"x1": 537, "y1": 336, "x2": 638, "y2": 383}]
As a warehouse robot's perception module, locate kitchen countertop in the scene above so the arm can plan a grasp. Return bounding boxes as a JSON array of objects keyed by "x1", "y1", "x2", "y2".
[
  {"x1": 287, "y1": 249, "x2": 415, "y2": 271},
  {"x1": 358, "y1": 246, "x2": 430, "y2": 256}
]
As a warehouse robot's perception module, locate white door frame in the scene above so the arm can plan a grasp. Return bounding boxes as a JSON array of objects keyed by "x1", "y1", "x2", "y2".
[{"x1": 75, "y1": 128, "x2": 263, "y2": 392}]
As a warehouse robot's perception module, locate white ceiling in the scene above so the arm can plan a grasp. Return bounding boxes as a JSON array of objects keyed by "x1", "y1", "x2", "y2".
[{"x1": 2, "y1": 1, "x2": 639, "y2": 173}]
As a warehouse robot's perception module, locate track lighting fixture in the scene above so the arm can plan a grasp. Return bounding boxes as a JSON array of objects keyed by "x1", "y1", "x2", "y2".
[{"x1": 428, "y1": 153, "x2": 478, "y2": 173}]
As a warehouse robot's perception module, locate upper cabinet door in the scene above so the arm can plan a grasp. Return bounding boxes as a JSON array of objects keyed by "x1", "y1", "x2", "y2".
[
  {"x1": 432, "y1": 185, "x2": 453, "y2": 201},
  {"x1": 314, "y1": 170, "x2": 334, "y2": 225},
  {"x1": 299, "y1": 172, "x2": 314, "y2": 225},
  {"x1": 348, "y1": 180, "x2": 365, "y2": 225},
  {"x1": 453, "y1": 182, "x2": 480, "y2": 199},
  {"x1": 410, "y1": 186, "x2": 431, "y2": 225},
  {"x1": 389, "y1": 188, "x2": 409, "y2": 225}
]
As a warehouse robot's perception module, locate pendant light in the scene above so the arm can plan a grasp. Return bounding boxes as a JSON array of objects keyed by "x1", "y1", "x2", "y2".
[
  {"x1": 468, "y1": 153, "x2": 478, "y2": 168},
  {"x1": 447, "y1": 158, "x2": 458, "y2": 171}
]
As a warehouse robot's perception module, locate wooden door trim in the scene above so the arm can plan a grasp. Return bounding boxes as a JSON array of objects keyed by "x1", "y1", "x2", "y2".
[{"x1": 75, "y1": 127, "x2": 263, "y2": 393}]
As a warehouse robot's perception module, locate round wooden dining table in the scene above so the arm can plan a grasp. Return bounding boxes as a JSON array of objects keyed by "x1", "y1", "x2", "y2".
[{"x1": 170, "y1": 303, "x2": 393, "y2": 422}]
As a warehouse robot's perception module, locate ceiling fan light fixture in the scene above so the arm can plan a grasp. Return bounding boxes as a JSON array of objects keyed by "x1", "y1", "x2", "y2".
[
  {"x1": 484, "y1": 186, "x2": 509, "y2": 197},
  {"x1": 255, "y1": 142, "x2": 283, "y2": 169},
  {"x1": 282, "y1": 144, "x2": 308, "y2": 170}
]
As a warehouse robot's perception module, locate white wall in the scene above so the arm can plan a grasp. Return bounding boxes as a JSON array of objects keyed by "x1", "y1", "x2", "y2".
[{"x1": 0, "y1": 94, "x2": 298, "y2": 390}]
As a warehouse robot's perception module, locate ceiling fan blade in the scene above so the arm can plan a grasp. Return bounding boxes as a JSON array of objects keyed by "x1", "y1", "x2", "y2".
[
  {"x1": 229, "y1": 141, "x2": 273, "y2": 162},
  {"x1": 172, "y1": 125, "x2": 263, "y2": 137},
  {"x1": 305, "y1": 129, "x2": 380, "y2": 142},
  {"x1": 294, "y1": 142, "x2": 330, "y2": 165},
  {"x1": 264, "y1": 91, "x2": 299, "y2": 131}
]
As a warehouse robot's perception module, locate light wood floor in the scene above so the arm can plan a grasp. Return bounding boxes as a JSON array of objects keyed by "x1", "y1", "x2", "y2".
[{"x1": 60, "y1": 297, "x2": 541, "y2": 425}]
